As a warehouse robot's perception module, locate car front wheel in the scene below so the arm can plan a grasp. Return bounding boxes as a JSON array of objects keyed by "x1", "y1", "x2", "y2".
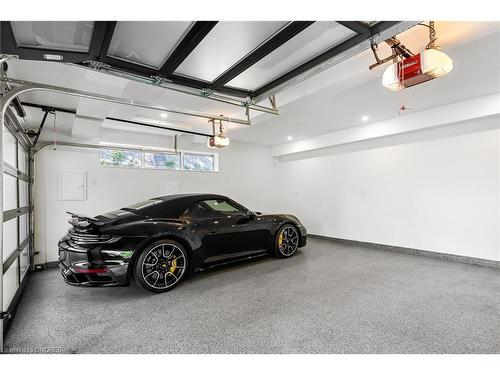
[
  {"x1": 274, "y1": 224, "x2": 299, "y2": 258},
  {"x1": 135, "y1": 239, "x2": 188, "y2": 292}
]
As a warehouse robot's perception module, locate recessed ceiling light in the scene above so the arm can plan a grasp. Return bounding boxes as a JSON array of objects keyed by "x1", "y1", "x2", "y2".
[
  {"x1": 361, "y1": 115, "x2": 369, "y2": 121},
  {"x1": 160, "y1": 113, "x2": 168, "y2": 119},
  {"x1": 287, "y1": 136, "x2": 293, "y2": 141}
]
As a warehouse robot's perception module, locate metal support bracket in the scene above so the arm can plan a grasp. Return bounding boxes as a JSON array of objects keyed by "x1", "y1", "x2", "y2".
[
  {"x1": 269, "y1": 95, "x2": 277, "y2": 111},
  {"x1": 201, "y1": 88, "x2": 215, "y2": 97},
  {"x1": 151, "y1": 75, "x2": 173, "y2": 86},
  {"x1": 245, "y1": 103, "x2": 250, "y2": 122},
  {"x1": 82, "y1": 60, "x2": 111, "y2": 71},
  {"x1": 369, "y1": 37, "x2": 414, "y2": 70}
]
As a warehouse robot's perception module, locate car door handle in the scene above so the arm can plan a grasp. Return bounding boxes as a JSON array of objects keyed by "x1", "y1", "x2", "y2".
[{"x1": 209, "y1": 230, "x2": 217, "y2": 234}]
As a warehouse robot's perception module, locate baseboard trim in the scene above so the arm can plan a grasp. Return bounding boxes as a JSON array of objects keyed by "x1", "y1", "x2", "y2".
[{"x1": 308, "y1": 234, "x2": 500, "y2": 269}]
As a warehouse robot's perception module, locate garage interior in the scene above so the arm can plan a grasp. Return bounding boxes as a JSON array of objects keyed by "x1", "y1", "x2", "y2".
[{"x1": 1, "y1": 20, "x2": 499, "y2": 354}]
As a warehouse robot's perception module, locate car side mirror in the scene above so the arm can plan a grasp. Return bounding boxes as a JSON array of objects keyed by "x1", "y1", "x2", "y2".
[{"x1": 248, "y1": 211, "x2": 257, "y2": 219}]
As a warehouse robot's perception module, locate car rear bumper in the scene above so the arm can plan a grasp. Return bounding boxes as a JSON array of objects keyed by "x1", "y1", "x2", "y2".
[{"x1": 58, "y1": 238, "x2": 129, "y2": 286}]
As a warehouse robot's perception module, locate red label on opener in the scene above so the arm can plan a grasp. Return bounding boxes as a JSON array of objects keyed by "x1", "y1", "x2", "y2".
[{"x1": 398, "y1": 54, "x2": 422, "y2": 82}]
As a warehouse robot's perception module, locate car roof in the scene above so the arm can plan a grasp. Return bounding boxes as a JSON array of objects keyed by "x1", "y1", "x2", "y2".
[
  {"x1": 134, "y1": 193, "x2": 234, "y2": 218},
  {"x1": 153, "y1": 193, "x2": 229, "y2": 202}
]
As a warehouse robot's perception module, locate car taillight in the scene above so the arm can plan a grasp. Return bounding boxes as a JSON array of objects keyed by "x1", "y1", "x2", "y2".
[{"x1": 71, "y1": 264, "x2": 109, "y2": 274}]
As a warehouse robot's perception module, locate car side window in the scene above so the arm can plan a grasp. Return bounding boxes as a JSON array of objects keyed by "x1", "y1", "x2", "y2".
[
  {"x1": 203, "y1": 199, "x2": 246, "y2": 217},
  {"x1": 180, "y1": 202, "x2": 212, "y2": 219}
]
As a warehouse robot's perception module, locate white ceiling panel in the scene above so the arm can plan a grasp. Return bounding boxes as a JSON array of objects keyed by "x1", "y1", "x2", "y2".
[
  {"x1": 10, "y1": 21, "x2": 94, "y2": 52},
  {"x1": 107, "y1": 21, "x2": 193, "y2": 68},
  {"x1": 175, "y1": 21, "x2": 288, "y2": 82},
  {"x1": 227, "y1": 22, "x2": 355, "y2": 90}
]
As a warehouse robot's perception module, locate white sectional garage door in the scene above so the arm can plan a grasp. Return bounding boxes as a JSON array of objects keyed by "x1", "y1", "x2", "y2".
[{"x1": 2, "y1": 119, "x2": 31, "y2": 313}]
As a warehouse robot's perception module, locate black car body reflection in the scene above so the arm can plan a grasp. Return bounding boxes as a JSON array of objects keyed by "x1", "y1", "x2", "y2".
[{"x1": 58, "y1": 194, "x2": 307, "y2": 292}]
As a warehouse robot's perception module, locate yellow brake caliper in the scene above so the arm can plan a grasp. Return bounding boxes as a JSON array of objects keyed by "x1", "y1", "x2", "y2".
[
  {"x1": 278, "y1": 231, "x2": 284, "y2": 246},
  {"x1": 169, "y1": 258, "x2": 177, "y2": 273}
]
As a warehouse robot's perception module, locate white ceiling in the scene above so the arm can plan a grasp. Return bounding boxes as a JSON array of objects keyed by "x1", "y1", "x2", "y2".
[{"x1": 6, "y1": 21, "x2": 500, "y2": 147}]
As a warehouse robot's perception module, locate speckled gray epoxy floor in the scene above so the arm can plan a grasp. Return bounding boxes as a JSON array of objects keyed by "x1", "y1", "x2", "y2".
[{"x1": 4, "y1": 238, "x2": 500, "y2": 353}]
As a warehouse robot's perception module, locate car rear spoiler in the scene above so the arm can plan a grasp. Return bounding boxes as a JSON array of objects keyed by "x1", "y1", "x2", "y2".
[{"x1": 67, "y1": 211, "x2": 109, "y2": 228}]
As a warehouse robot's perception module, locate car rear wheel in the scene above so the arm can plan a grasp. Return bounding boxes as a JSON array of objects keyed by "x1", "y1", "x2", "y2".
[
  {"x1": 135, "y1": 239, "x2": 188, "y2": 292},
  {"x1": 274, "y1": 224, "x2": 299, "y2": 258}
]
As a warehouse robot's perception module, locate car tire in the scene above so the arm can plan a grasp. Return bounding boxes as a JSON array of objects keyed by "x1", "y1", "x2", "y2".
[
  {"x1": 273, "y1": 224, "x2": 300, "y2": 258},
  {"x1": 134, "y1": 239, "x2": 188, "y2": 293}
]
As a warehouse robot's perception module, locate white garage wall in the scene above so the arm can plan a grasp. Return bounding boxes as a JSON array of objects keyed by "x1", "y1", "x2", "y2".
[
  {"x1": 275, "y1": 118, "x2": 500, "y2": 261},
  {"x1": 34, "y1": 138, "x2": 276, "y2": 263}
]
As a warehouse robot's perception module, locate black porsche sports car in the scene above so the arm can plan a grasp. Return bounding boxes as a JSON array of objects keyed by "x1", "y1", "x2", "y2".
[{"x1": 58, "y1": 193, "x2": 307, "y2": 292}]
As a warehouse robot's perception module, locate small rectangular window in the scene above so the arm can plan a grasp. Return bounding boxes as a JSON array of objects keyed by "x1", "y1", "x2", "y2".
[
  {"x1": 183, "y1": 153, "x2": 214, "y2": 172},
  {"x1": 100, "y1": 149, "x2": 142, "y2": 168},
  {"x1": 99, "y1": 148, "x2": 217, "y2": 173},
  {"x1": 144, "y1": 152, "x2": 180, "y2": 170}
]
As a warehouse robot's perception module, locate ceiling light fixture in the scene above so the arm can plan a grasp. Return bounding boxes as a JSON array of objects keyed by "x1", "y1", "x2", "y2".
[
  {"x1": 361, "y1": 115, "x2": 369, "y2": 121},
  {"x1": 287, "y1": 136, "x2": 293, "y2": 141},
  {"x1": 160, "y1": 113, "x2": 168, "y2": 119},
  {"x1": 207, "y1": 119, "x2": 230, "y2": 149}
]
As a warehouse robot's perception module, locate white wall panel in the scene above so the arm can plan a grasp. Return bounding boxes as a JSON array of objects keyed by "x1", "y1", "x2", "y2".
[
  {"x1": 3, "y1": 260, "x2": 19, "y2": 311},
  {"x1": 20, "y1": 245, "x2": 30, "y2": 280},
  {"x1": 3, "y1": 125, "x2": 17, "y2": 167},
  {"x1": 19, "y1": 214, "x2": 28, "y2": 243},
  {"x1": 3, "y1": 173, "x2": 18, "y2": 211},
  {"x1": 3, "y1": 219, "x2": 18, "y2": 259},
  {"x1": 19, "y1": 180, "x2": 28, "y2": 208},
  {"x1": 18, "y1": 146, "x2": 27, "y2": 174}
]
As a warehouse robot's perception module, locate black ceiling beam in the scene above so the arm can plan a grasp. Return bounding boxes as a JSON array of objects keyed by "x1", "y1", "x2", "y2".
[
  {"x1": 97, "y1": 21, "x2": 117, "y2": 61},
  {"x1": 336, "y1": 21, "x2": 371, "y2": 35},
  {"x1": 211, "y1": 21, "x2": 315, "y2": 89},
  {"x1": 252, "y1": 21, "x2": 402, "y2": 98},
  {"x1": 88, "y1": 21, "x2": 114, "y2": 60},
  {"x1": 369, "y1": 21, "x2": 401, "y2": 35},
  {"x1": 167, "y1": 73, "x2": 252, "y2": 98},
  {"x1": 159, "y1": 21, "x2": 218, "y2": 75}
]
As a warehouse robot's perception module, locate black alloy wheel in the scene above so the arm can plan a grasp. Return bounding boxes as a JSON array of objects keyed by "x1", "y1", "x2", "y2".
[
  {"x1": 135, "y1": 239, "x2": 188, "y2": 292},
  {"x1": 274, "y1": 224, "x2": 299, "y2": 258}
]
